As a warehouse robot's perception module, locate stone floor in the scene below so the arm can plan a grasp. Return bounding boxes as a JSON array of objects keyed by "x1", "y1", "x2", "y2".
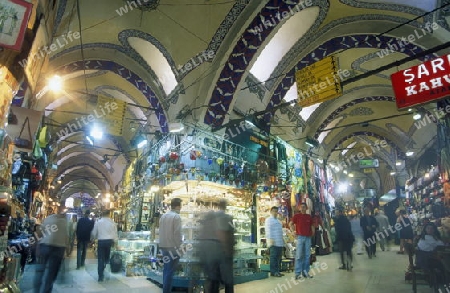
[{"x1": 18, "y1": 244, "x2": 441, "y2": 293}]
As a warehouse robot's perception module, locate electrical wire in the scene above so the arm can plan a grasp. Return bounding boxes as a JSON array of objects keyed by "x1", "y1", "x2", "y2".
[{"x1": 75, "y1": 0, "x2": 90, "y2": 98}]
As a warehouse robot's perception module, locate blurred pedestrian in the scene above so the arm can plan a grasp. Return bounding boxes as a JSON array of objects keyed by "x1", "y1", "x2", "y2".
[
  {"x1": 33, "y1": 205, "x2": 68, "y2": 293},
  {"x1": 265, "y1": 206, "x2": 284, "y2": 277},
  {"x1": 349, "y1": 213, "x2": 363, "y2": 255},
  {"x1": 374, "y1": 209, "x2": 390, "y2": 251},
  {"x1": 360, "y1": 207, "x2": 378, "y2": 259},
  {"x1": 159, "y1": 198, "x2": 183, "y2": 293},
  {"x1": 334, "y1": 208, "x2": 354, "y2": 271},
  {"x1": 199, "y1": 199, "x2": 235, "y2": 293},
  {"x1": 91, "y1": 209, "x2": 118, "y2": 282},
  {"x1": 76, "y1": 210, "x2": 94, "y2": 269},
  {"x1": 67, "y1": 214, "x2": 77, "y2": 256}
]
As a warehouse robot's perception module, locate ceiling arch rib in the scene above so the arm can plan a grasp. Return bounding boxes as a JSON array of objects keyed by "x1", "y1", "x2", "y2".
[
  {"x1": 56, "y1": 158, "x2": 114, "y2": 190},
  {"x1": 339, "y1": 0, "x2": 438, "y2": 15},
  {"x1": 314, "y1": 96, "x2": 395, "y2": 138},
  {"x1": 52, "y1": 60, "x2": 169, "y2": 132},
  {"x1": 203, "y1": 0, "x2": 329, "y2": 127},
  {"x1": 55, "y1": 166, "x2": 109, "y2": 194},
  {"x1": 324, "y1": 130, "x2": 405, "y2": 163}
]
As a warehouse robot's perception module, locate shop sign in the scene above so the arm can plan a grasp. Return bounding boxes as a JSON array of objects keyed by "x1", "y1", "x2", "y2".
[
  {"x1": 359, "y1": 159, "x2": 379, "y2": 169},
  {"x1": 295, "y1": 55, "x2": 343, "y2": 107},
  {"x1": 97, "y1": 95, "x2": 126, "y2": 136},
  {"x1": 0, "y1": 0, "x2": 33, "y2": 51},
  {"x1": 249, "y1": 135, "x2": 268, "y2": 147},
  {"x1": 391, "y1": 53, "x2": 450, "y2": 109}
]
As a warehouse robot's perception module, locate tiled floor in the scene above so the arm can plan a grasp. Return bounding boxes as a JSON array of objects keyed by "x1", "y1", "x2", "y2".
[{"x1": 18, "y1": 245, "x2": 439, "y2": 293}]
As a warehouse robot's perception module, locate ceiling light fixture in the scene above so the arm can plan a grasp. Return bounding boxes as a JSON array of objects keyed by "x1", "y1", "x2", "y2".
[
  {"x1": 406, "y1": 151, "x2": 414, "y2": 157},
  {"x1": 413, "y1": 112, "x2": 422, "y2": 120},
  {"x1": 90, "y1": 126, "x2": 103, "y2": 139},
  {"x1": 169, "y1": 122, "x2": 184, "y2": 133}
]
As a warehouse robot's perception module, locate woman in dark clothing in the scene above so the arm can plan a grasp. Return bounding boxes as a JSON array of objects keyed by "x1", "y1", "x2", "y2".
[
  {"x1": 360, "y1": 208, "x2": 379, "y2": 259},
  {"x1": 335, "y1": 209, "x2": 355, "y2": 271},
  {"x1": 397, "y1": 210, "x2": 414, "y2": 254}
]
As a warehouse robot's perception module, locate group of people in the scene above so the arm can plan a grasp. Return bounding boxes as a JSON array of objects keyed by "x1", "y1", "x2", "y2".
[
  {"x1": 32, "y1": 206, "x2": 118, "y2": 292},
  {"x1": 264, "y1": 202, "x2": 316, "y2": 280}
]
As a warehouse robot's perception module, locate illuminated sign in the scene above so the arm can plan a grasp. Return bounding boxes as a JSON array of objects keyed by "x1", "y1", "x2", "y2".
[
  {"x1": 249, "y1": 135, "x2": 269, "y2": 147},
  {"x1": 359, "y1": 159, "x2": 379, "y2": 169},
  {"x1": 391, "y1": 53, "x2": 450, "y2": 109}
]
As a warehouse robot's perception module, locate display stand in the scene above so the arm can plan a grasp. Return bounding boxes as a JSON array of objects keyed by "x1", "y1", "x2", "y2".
[{"x1": 145, "y1": 180, "x2": 268, "y2": 290}]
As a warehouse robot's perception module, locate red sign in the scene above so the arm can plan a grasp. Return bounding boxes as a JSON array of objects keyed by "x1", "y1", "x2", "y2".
[{"x1": 391, "y1": 54, "x2": 450, "y2": 109}]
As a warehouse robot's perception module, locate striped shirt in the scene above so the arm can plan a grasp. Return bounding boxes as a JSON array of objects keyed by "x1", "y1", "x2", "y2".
[{"x1": 265, "y1": 216, "x2": 284, "y2": 247}]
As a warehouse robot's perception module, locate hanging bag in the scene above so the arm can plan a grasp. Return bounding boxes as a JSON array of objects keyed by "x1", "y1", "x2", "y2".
[{"x1": 14, "y1": 117, "x2": 32, "y2": 149}]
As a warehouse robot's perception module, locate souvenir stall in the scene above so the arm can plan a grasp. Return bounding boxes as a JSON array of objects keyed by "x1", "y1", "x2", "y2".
[
  {"x1": 0, "y1": 66, "x2": 22, "y2": 291},
  {"x1": 405, "y1": 165, "x2": 449, "y2": 238},
  {"x1": 115, "y1": 126, "x2": 270, "y2": 286}
]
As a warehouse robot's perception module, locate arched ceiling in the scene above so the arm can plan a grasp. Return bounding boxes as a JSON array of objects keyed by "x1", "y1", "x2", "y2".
[{"x1": 25, "y1": 0, "x2": 450, "y2": 200}]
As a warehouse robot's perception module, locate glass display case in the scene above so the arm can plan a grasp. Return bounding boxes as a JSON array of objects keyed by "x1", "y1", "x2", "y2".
[
  {"x1": 146, "y1": 202, "x2": 267, "y2": 288},
  {"x1": 116, "y1": 231, "x2": 156, "y2": 273}
]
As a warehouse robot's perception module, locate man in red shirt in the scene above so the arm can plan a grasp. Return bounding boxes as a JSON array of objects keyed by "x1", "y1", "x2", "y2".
[{"x1": 289, "y1": 203, "x2": 315, "y2": 279}]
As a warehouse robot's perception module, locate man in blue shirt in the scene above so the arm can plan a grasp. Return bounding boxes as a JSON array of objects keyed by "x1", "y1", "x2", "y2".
[{"x1": 265, "y1": 206, "x2": 284, "y2": 277}]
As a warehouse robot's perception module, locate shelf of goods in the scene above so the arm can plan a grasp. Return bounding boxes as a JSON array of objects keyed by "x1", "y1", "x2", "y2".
[{"x1": 146, "y1": 185, "x2": 268, "y2": 289}]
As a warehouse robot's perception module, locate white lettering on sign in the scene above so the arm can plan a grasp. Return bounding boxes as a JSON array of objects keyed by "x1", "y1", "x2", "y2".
[{"x1": 403, "y1": 54, "x2": 450, "y2": 84}]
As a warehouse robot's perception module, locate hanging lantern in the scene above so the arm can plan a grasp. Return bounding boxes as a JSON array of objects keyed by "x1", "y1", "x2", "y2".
[
  {"x1": 169, "y1": 152, "x2": 179, "y2": 160},
  {"x1": 196, "y1": 150, "x2": 202, "y2": 158},
  {"x1": 190, "y1": 150, "x2": 197, "y2": 160},
  {"x1": 159, "y1": 156, "x2": 166, "y2": 163},
  {"x1": 208, "y1": 158, "x2": 213, "y2": 165},
  {"x1": 216, "y1": 157, "x2": 224, "y2": 165}
]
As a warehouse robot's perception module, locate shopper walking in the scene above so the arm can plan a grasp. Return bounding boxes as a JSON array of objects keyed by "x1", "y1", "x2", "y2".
[
  {"x1": 76, "y1": 210, "x2": 94, "y2": 269},
  {"x1": 374, "y1": 209, "x2": 390, "y2": 251},
  {"x1": 265, "y1": 206, "x2": 284, "y2": 277},
  {"x1": 33, "y1": 205, "x2": 68, "y2": 293},
  {"x1": 91, "y1": 209, "x2": 118, "y2": 282},
  {"x1": 199, "y1": 199, "x2": 235, "y2": 293},
  {"x1": 334, "y1": 208, "x2": 354, "y2": 271},
  {"x1": 289, "y1": 203, "x2": 315, "y2": 279},
  {"x1": 159, "y1": 198, "x2": 183, "y2": 293},
  {"x1": 360, "y1": 207, "x2": 378, "y2": 259}
]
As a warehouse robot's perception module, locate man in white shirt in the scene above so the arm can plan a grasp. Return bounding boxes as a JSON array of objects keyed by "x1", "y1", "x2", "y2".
[
  {"x1": 159, "y1": 198, "x2": 182, "y2": 293},
  {"x1": 265, "y1": 206, "x2": 284, "y2": 277},
  {"x1": 91, "y1": 209, "x2": 118, "y2": 282}
]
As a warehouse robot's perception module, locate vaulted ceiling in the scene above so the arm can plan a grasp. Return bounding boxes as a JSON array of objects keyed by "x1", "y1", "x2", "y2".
[{"x1": 21, "y1": 0, "x2": 450, "y2": 200}]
